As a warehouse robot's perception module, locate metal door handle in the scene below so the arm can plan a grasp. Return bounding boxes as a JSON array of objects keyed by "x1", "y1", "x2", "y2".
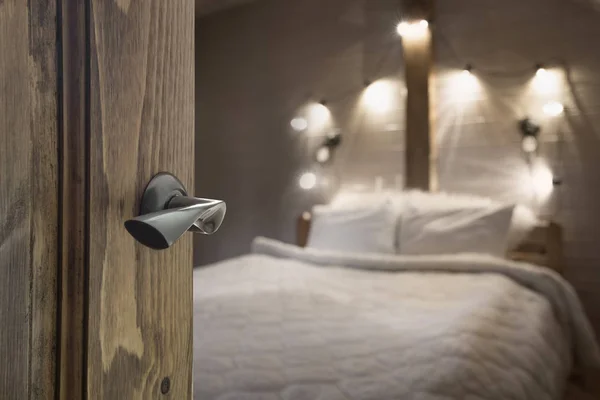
[{"x1": 125, "y1": 173, "x2": 226, "y2": 250}]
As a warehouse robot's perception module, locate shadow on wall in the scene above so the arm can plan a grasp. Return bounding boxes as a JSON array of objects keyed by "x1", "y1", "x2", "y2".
[{"x1": 195, "y1": 0, "x2": 406, "y2": 266}]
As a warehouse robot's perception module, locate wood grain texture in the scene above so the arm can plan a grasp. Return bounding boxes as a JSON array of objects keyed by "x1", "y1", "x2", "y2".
[
  {"x1": 59, "y1": 1, "x2": 87, "y2": 398},
  {"x1": 87, "y1": 0, "x2": 194, "y2": 398},
  {"x1": 0, "y1": 0, "x2": 58, "y2": 399},
  {"x1": 403, "y1": 0, "x2": 434, "y2": 190}
]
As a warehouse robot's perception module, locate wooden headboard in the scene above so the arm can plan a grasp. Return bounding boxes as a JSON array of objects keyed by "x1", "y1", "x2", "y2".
[{"x1": 296, "y1": 212, "x2": 564, "y2": 274}]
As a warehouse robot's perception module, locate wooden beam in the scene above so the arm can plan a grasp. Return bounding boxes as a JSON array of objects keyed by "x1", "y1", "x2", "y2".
[{"x1": 402, "y1": 0, "x2": 436, "y2": 191}]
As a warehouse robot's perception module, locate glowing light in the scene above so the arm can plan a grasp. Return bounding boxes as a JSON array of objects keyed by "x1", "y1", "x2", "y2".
[
  {"x1": 363, "y1": 80, "x2": 393, "y2": 113},
  {"x1": 446, "y1": 67, "x2": 481, "y2": 102},
  {"x1": 315, "y1": 146, "x2": 331, "y2": 163},
  {"x1": 532, "y1": 162, "x2": 554, "y2": 200},
  {"x1": 533, "y1": 68, "x2": 559, "y2": 94},
  {"x1": 396, "y1": 22, "x2": 409, "y2": 36},
  {"x1": 290, "y1": 117, "x2": 308, "y2": 131},
  {"x1": 521, "y1": 136, "x2": 538, "y2": 153},
  {"x1": 299, "y1": 172, "x2": 317, "y2": 190},
  {"x1": 543, "y1": 101, "x2": 564, "y2": 116},
  {"x1": 308, "y1": 103, "x2": 331, "y2": 131},
  {"x1": 396, "y1": 20, "x2": 429, "y2": 38},
  {"x1": 536, "y1": 67, "x2": 547, "y2": 77},
  {"x1": 458, "y1": 67, "x2": 478, "y2": 92}
]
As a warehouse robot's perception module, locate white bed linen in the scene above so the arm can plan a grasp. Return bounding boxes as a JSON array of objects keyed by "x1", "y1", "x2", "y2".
[
  {"x1": 307, "y1": 200, "x2": 397, "y2": 254},
  {"x1": 193, "y1": 238, "x2": 600, "y2": 400},
  {"x1": 398, "y1": 204, "x2": 515, "y2": 256}
]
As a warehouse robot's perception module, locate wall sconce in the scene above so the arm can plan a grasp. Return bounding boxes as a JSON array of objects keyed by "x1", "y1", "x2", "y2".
[
  {"x1": 308, "y1": 101, "x2": 331, "y2": 131},
  {"x1": 535, "y1": 64, "x2": 547, "y2": 77},
  {"x1": 532, "y1": 64, "x2": 558, "y2": 94},
  {"x1": 460, "y1": 64, "x2": 478, "y2": 89},
  {"x1": 462, "y1": 64, "x2": 473, "y2": 76},
  {"x1": 363, "y1": 80, "x2": 394, "y2": 114},
  {"x1": 315, "y1": 132, "x2": 342, "y2": 164},
  {"x1": 519, "y1": 118, "x2": 541, "y2": 154}
]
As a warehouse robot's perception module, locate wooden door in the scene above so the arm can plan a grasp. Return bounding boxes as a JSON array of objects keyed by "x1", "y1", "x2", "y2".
[
  {"x1": 1, "y1": 0, "x2": 195, "y2": 399},
  {"x1": 0, "y1": 1, "x2": 59, "y2": 399},
  {"x1": 86, "y1": 0, "x2": 195, "y2": 397}
]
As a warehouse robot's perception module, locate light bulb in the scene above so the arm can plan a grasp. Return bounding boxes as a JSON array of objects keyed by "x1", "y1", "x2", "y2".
[
  {"x1": 396, "y1": 22, "x2": 410, "y2": 36},
  {"x1": 299, "y1": 172, "x2": 317, "y2": 190},
  {"x1": 533, "y1": 68, "x2": 558, "y2": 94},
  {"x1": 315, "y1": 146, "x2": 331, "y2": 163},
  {"x1": 521, "y1": 136, "x2": 538, "y2": 153},
  {"x1": 309, "y1": 103, "x2": 331, "y2": 131},
  {"x1": 290, "y1": 117, "x2": 308, "y2": 131},
  {"x1": 543, "y1": 101, "x2": 564, "y2": 116},
  {"x1": 459, "y1": 66, "x2": 478, "y2": 91},
  {"x1": 396, "y1": 20, "x2": 428, "y2": 38}
]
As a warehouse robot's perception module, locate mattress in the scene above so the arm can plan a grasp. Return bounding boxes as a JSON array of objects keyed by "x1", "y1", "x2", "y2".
[{"x1": 193, "y1": 238, "x2": 600, "y2": 400}]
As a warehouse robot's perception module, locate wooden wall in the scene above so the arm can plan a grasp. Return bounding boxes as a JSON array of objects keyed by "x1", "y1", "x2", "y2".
[{"x1": 0, "y1": 0, "x2": 59, "y2": 398}]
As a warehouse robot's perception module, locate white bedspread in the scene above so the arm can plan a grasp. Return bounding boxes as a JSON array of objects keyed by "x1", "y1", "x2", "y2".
[{"x1": 193, "y1": 238, "x2": 600, "y2": 400}]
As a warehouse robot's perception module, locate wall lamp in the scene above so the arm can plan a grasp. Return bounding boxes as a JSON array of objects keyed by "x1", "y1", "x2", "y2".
[
  {"x1": 519, "y1": 118, "x2": 541, "y2": 154},
  {"x1": 315, "y1": 132, "x2": 342, "y2": 164}
]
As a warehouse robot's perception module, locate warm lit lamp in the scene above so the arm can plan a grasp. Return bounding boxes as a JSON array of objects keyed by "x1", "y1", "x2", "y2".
[
  {"x1": 519, "y1": 118, "x2": 541, "y2": 154},
  {"x1": 532, "y1": 64, "x2": 558, "y2": 94},
  {"x1": 363, "y1": 80, "x2": 394, "y2": 113},
  {"x1": 315, "y1": 132, "x2": 342, "y2": 164},
  {"x1": 462, "y1": 64, "x2": 473, "y2": 75},
  {"x1": 396, "y1": 19, "x2": 429, "y2": 38}
]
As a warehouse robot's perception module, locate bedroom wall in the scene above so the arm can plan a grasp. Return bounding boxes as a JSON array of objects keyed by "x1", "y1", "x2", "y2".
[
  {"x1": 195, "y1": 0, "x2": 600, "y2": 330},
  {"x1": 195, "y1": 0, "x2": 406, "y2": 263}
]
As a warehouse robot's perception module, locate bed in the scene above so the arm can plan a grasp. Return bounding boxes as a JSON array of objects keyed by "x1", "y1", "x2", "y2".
[{"x1": 193, "y1": 193, "x2": 600, "y2": 400}]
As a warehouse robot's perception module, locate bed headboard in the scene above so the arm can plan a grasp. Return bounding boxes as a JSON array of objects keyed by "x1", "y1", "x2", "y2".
[{"x1": 296, "y1": 212, "x2": 564, "y2": 274}]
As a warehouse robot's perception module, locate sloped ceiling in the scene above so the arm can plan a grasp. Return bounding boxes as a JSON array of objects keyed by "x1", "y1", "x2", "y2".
[{"x1": 195, "y1": 0, "x2": 261, "y2": 16}]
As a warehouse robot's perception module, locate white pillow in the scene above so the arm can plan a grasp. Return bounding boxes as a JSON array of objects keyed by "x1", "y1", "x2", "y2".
[
  {"x1": 404, "y1": 190, "x2": 495, "y2": 211},
  {"x1": 329, "y1": 190, "x2": 406, "y2": 214},
  {"x1": 403, "y1": 190, "x2": 539, "y2": 251},
  {"x1": 307, "y1": 200, "x2": 397, "y2": 254},
  {"x1": 398, "y1": 204, "x2": 515, "y2": 257}
]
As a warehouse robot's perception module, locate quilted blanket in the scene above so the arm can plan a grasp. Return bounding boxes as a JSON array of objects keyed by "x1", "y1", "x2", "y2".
[{"x1": 193, "y1": 238, "x2": 600, "y2": 400}]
